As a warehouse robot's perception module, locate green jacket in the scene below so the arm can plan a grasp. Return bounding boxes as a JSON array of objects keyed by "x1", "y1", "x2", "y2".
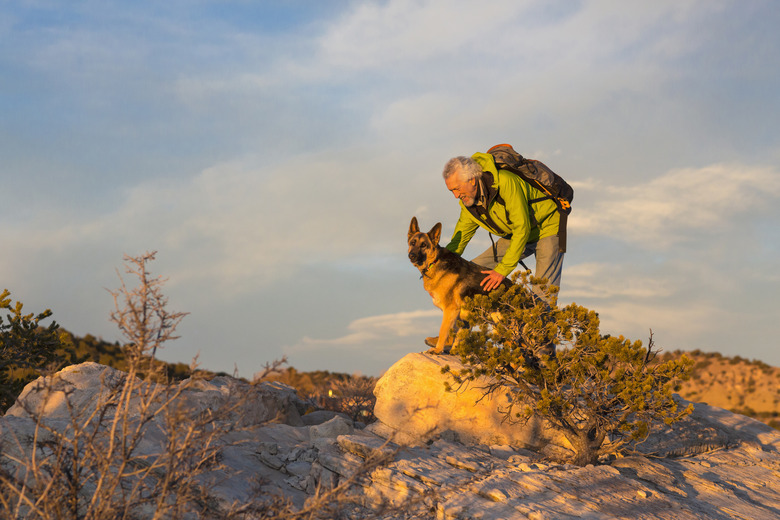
[{"x1": 444, "y1": 152, "x2": 561, "y2": 276}]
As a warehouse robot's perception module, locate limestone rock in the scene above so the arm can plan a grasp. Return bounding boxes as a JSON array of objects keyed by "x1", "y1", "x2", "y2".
[
  {"x1": 310, "y1": 415, "x2": 354, "y2": 440},
  {"x1": 372, "y1": 352, "x2": 568, "y2": 453},
  {"x1": 301, "y1": 409, "x2": 351, "y2": 425},
  {"x1": 4, "y1": 360, "x2": 780, "y2": 519},
  {"x1": 6, "y1": 362, "x2": 132, "y2": 420},
  {"x1": 6, "y1": 362, "x2": 308, "y2": 428},
  {"x1": 177, "y1": 375, "x2": 308, "y2": 427}
]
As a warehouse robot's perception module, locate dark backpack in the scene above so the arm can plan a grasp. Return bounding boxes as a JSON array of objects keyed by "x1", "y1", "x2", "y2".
[{"x1": 487, "y1": 144, "x2": 573, "y2": 215}]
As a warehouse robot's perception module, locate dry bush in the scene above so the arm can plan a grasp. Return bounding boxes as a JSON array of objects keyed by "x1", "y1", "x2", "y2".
[
  {"x1": 0, "y1": 252, "x2": 225, "y2": 519},
  {"x1": 325, "y1": 376, "x2": 377, "y2": 424},
  {"x1": 0, "y1": 252, "x2": 407, "y2": 519},
  {"x1": 256, "y1": 368, "x2": 378, "y2": 425},
  {"x1": 0, "y1": 365, "x2": 228, "y2": 519}
]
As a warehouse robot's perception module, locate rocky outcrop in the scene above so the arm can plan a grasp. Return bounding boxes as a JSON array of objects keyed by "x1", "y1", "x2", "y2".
[
  {"x1": 371, "y1": 352, "x2": 570, "y2": 458},
  {"x1": 2, "y1": 359, "x2": 780, "y2": 519},
  {"x1": 6, "y1": 362, "x2": 309, "y2": 427}
]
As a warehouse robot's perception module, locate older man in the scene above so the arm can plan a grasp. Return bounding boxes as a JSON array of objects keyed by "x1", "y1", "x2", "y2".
[{"x1": 442, "y1": 152, "x2": 565, "y2": 297}]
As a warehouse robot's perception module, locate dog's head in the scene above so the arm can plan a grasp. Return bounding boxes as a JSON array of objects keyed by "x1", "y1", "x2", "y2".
[{"x1": 407, "y1": 216, "x2": 442, "y2": 268}]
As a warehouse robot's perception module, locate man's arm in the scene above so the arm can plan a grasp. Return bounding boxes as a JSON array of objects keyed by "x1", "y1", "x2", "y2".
[{"x1": 445, "y1": 205, "x2": 480, "y2": 254}]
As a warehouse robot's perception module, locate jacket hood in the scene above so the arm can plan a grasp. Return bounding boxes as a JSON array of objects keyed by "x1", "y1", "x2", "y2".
[{"x1": 471, "y1": 152, "x2": 499, "y2": 183}]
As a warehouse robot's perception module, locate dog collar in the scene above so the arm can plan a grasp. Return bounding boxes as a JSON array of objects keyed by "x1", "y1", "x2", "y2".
[{"x1": 420, "y1": 258, "x2": 438, "y2": 278}]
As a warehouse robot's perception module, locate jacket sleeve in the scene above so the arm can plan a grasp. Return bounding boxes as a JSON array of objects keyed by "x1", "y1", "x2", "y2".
[
  {"x1": 445, "y1": 205, "x2": 479, "y2": 255},
  {"x1": 494, "y1": 174, "x2": 532, "y2": 276}
]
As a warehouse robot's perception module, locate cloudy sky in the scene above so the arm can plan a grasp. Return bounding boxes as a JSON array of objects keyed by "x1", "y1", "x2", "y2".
[{"x1": 2, "y1": 1, "x2": 779, "y2": 378}]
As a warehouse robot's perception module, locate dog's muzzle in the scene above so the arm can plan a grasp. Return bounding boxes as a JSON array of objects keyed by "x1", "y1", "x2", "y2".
[{"x1": 408, "y1": 250, "x2": 424, "y2": 266}]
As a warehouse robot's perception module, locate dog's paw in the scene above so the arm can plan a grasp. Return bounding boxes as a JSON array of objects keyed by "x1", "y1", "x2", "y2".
[{"x1": 425, "y1": 346, "x2": 453, "y2": 355}]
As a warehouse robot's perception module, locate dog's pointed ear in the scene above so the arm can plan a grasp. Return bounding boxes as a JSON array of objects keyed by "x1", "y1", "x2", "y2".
[
  {"x1": 428, "y1": 222, "x2": 442, "y2": 245},
  {"x1": 408, "y1": 216, "x2": 420, "y2": 240}
]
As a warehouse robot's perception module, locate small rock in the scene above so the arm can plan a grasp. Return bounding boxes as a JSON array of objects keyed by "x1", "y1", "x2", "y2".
[
  {"x1": 437, "y1": 502, "x2": 464, "y2": 519},
  {"x1": 286, "y1": 460, "x2": 312, "y2": 477},
  {"x1": 284, "y1": 476, "x2": 306, "y2": 491},
  {"x1": 257, "y1": 441, "x2": 278, "y2": 456},
  {"x1": 445, "y1": 455, "x2": 482, "y2": 472},
  {"x1": 300, "y1": 448, "x2": 317, "y2": 463},
  {"x1": 303, "y1": 475, "x2": 316, "y2": 494},
  {"x1": 317, "y1": 444, "x2": 364, "y2": 477},
  {"x1": 484, "y1": 488, "x2": 508, "y2": 502},
  {"x1": 310, "y1": 462, "x2": 338, "y2": 490},
  {"x1": 338, "y1": 433, "x2": 396, "y2": 460},
  {"x1": 310, "y1": 416, "x2": 353, "y2": 440},
  {"x1": 284, "y1": 446, "x2": 304, "y2": 461},
  {"x1": 637, "y1": 490, "x2": 650, "y2": 499},
  {"x1": 258, "y1": 452, "x2": 284, "y2": 470},
  {"x1": 301, "y1": 410, "x2": 350, "y2": 426},
  {"x1": 508, "y1": 454, "x2": 532, "y2": 465},
  {"x1": 490, "y1": 445, "x2": 518, "y2": 460}
]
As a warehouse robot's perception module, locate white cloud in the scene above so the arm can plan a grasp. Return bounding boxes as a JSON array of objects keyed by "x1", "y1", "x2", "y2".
[
  {"x1": 316, "y1": 0, "x2": 519, "y2": 72},
  {"x1": 314, "y1": 0, "x2": 717, "y2": 76},
  {"x1": 1, "y1": 146, "x2": 436, "y2": 299},
  {"x1": 283, "y1": 309, "x2": 441, "y2": 374},
  {"x1": 562, "y1": 262, "x2": 676, "y2": 300},
  {"x1": 593, "y1": 300, "x2": 737, "y2": 353},
  {"x1": 569, "y1": 163, "x2": 780, "y2": 248},
  {"x1": 289, "y1": 309, "x2": 440, "y2": 349}
]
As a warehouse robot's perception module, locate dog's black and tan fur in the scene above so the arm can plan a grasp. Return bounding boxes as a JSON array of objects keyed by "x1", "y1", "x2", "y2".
[{"x1": 408, "y1": 216, "x2": 511, "y2": 354}]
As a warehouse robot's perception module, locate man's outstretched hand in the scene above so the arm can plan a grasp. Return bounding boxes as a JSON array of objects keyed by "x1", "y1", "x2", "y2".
[{"x1": 480, "y1": 269, "x2": 506, "y2": 291}]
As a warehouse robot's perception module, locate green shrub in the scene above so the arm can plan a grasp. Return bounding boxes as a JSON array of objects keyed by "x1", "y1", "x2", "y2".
[
  {"x1": 0, "y1": 289, "x2": 72, "y2": 411},
  {"x1": 445, "y1": 272, "x2": 693, "y2": 466}
]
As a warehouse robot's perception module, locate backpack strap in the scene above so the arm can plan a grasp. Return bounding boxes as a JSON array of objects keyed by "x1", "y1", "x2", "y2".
[
  {"x1": 464, "y1": 172, "x2": 513, "y2": 234},
  {"x1": 528, "y1": 195, "x2": 552, "y2": 205},
  {"x1": 489, "y1": 232, "x2": 531, "y2": 271}
]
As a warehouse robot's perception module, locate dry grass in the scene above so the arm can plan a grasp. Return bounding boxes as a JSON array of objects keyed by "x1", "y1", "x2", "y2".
[{"x1": 0, "y1": 252, "x2": 413, "y2": 519}]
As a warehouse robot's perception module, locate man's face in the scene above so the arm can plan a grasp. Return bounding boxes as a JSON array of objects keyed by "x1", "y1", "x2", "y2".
[{"x1": 445, "y1": 170, "x2": 478, "y2": 207}]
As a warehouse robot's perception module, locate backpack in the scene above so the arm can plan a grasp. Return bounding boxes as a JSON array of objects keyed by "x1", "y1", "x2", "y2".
[{"x1": 487, "y1": 144, "x2": 573, "y2": 215}]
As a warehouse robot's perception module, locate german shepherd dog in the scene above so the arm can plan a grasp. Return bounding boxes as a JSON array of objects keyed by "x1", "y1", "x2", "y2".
[{"x1": 407, "y1": 216, "x2": 512, "y2": 354}]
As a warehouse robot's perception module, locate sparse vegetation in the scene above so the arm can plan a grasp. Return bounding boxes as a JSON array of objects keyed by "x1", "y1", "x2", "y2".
[
  {"x1": 0, "y1": 289, "x2": 73, "y2": 412},
  {"x1": 57, "y1": 331, "x2": 225, "y2": 382},
  {"x1": 0, "y1": 252, "x2": 217, "y2": 519},
  {"x1": 667, "y1": 349, "x2": 780, "y2": 430},
  {"x1": 257, "y1": 367, "x2": 378, "y2": 424},
  {"x1": 107, "y1": 251, "x2": 189, "y2": 379},
  {"x1": 445, "y1": 272, "x2": 694, "y2": 466},
  {"x1": 0, "y1": 252, "x2": 403, "y2": 519},
  {"x1": 324, "y1": 376, "x2": 378, "y2": 424}
]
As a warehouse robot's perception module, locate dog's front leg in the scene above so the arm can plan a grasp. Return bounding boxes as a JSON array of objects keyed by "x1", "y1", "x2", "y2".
[
  {"x1": 450, "y1": 311, "x2": 470, "y2": 353},
  {"x1": 428, "y1": 307, "x2": 459, "y2": 354}
]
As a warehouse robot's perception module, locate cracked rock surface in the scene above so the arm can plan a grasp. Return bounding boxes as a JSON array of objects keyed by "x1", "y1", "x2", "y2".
[{"x1": 2, "y1": 361, "x2": 780, "y2": 519}]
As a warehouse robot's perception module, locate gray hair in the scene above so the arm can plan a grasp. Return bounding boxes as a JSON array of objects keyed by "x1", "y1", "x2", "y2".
[{"x1": 442, "y1": 156, "x2": 483, "y2": 182}]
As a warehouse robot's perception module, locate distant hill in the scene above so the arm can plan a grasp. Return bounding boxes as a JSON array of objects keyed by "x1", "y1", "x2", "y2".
[
  {"x1": 661, "y1": 349, "x2": 780, "y2": 429},
  {"x1": 56, "y1": 330, "x2": 230, "y2": 382}
]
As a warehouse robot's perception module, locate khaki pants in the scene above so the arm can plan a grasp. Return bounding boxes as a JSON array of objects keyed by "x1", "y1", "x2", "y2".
[{"x1": 472, "y1": 235, "x2": 564, "y2": 297}]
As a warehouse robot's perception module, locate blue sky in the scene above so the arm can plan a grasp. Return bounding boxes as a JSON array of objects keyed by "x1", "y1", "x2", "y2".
[{"x1": 2, "y1": 0, "x2": 779, "y2": 377}]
